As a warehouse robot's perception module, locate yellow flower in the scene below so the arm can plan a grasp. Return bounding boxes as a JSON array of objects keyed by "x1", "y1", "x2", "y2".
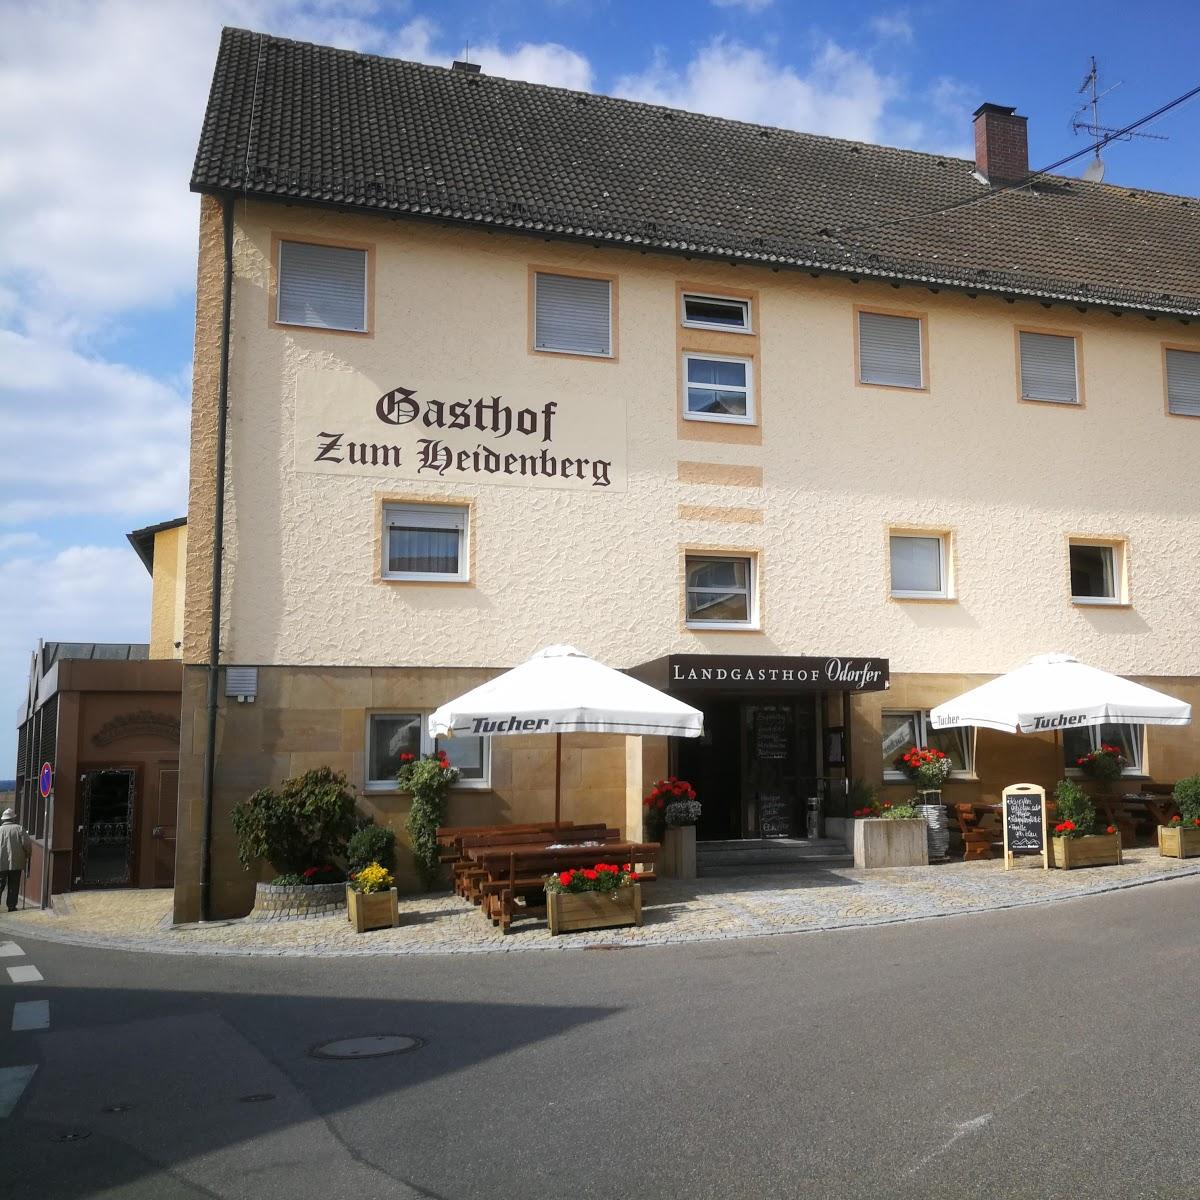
[{"x1": 353, "y1": 862, "x2": 394, "y2": 894}]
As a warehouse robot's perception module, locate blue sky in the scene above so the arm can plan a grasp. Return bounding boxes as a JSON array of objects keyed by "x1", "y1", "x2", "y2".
[{"x1": 1, "y1": 0, "x2": 1198, "y2": 772}]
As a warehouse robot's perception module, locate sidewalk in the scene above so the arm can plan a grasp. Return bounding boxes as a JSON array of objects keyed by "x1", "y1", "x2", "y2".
[{"x1": 3, "y1": 847, "x2": 1198, "y2": 957}]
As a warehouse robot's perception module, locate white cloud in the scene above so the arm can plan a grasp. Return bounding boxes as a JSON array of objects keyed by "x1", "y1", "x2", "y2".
[
  {"x1": 0, "y1": 543, "x2": 153, "y2": 765},
  {"x1": 711, "y1": 0, "x2": 775, "y2": 12},
  {"x1": 869, "y1": 11, "x2": 914, "y2": 43},
  {"x1": 0, "y1": 330, "x2": 190, "y2": 523}
]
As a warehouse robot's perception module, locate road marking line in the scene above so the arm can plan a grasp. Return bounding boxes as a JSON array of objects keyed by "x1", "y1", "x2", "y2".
[
  {"x1": 12, "y1": 1000, "x2": 49, "y2": 1031},
  {"x1": 0, "y1": 1065, "x2": 37, "y2": 1118},
  {"x1": 0, "y1": 942, "x2": 24, "y2": 958},
  {"x1": 6, "y1": 965, "x2": 43, "y2": 983}
]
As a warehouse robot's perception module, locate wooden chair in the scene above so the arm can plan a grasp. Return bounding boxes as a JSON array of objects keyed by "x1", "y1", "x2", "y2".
[{"x1": 952, "y1": 803, "x2": 1002, "y2": 861}]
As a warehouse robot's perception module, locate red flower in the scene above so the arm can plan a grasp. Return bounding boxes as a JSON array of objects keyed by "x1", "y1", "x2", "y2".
[
  {"x1": 1055, "y1": 820, "x2": 1077, "y2": 833},
  {"x1": 400, "y1": 752, "x2": 414, "y2": 762},
  {"x1": 1194, "y1": 818, "x2": 1200, "y2": 827},
  {"x1": 582, "y1": 869, "x2": 598, "y2": 881},
  {"x1": 559, "y1": 871, "x2": 574, "y2": 886},
  {"x1": 1170, "y1": 814, "x2": 1183, "y2": 824},
  {"x1": 1105, "y1": 825, "x2": 1116, "y2": 835},
  {"x1": 628, "y1": 871, "x2": 638, "y2": 881},
  {"x1": 622, "y1": 863, "x2": 631, "y2": 871}
]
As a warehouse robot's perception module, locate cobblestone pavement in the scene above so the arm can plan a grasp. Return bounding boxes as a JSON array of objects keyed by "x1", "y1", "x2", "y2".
[{"x1": 4, "y1": 847, "x2": 1199, "y2": 957}]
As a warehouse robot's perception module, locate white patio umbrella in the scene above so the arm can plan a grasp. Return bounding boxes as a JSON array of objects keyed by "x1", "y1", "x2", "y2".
[
  {"x1": 428, "y1": 644, "x2": 704, "y2": 825},
  {"x1": 929, "y1": 653, "x2": 1191, "y2": 734}
]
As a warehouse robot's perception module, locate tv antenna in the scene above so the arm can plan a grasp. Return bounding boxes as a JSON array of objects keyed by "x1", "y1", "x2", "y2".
[{"x1": 1072, "y1": 56, "x2": 1167, "y2": 182}]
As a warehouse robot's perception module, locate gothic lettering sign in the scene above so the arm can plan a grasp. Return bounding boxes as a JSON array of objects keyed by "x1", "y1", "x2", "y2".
[
  {"x1": 632, "y1": 655, "x2": 890, "y2": 694},
  {"x1": 295, "y1": 370, "x2": 627, "y2": 492}
]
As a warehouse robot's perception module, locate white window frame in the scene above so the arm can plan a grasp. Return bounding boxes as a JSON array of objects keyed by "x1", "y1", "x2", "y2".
[
  {"x1": 365, "y1": 712, "x2": 491, "y2": 791},
  {"x1": 532, "y1": 272, "x2": 613, "y2": 358},
  {"x1": 889, "y1": 532, "x2": 949, "y2": 599},
  {"x1": 682, "y1": 352, "x2": 755, "y2": 426},
  {"x1": 382, "y1": 504, "x2": 469, "y2": 583},
  {"x1": 276, "y1": 239, "x2": 369, "y2": 333},
  {"x1": 1068, "y1": 539, "x2": 1123, "y2": 606},
  {"x1": 1063, "y1": 724, "x2": 1146, "y2": 779},
  {"x1": 1018, "y1": 330, "x2": 1080, "y2": 405},
  {"x1": 684, "y1": 552, "x2": 758, "y2": 630},
  {"x1": 882, "y1": 710, "x2": 975, "y2": 781},
  {"x1": 680, "y1": 292, "x2": 753, "y2": 334}
]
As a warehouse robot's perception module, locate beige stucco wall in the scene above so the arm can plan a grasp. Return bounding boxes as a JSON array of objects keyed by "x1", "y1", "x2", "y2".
[
  {"x1": 149, "y1": 524, "x2": 187, "y2": 659},
  {"x1": 184, "y1": 199, "x2": 1200, "y2": 681}
]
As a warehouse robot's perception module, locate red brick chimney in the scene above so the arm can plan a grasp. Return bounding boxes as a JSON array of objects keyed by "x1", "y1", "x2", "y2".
[{"x1": 973, "y1": 103, "x2": 1029, "y2": 183}]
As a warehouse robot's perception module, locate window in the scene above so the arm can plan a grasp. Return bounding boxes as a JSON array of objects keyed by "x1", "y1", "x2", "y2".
[
  {"x1": 1166, "y1": 347, "x2": 1200, "y2": 417},
  {"x1": 890, "y1": 533, "x2": 948, "y2": 599},
  {"x1": 277, "y1": 240, "x2": 368, "y2": 332},
  {"x1": 682, "y1": 353, "x2": 754, "y2": 424},
  {"x1": 681, "y1": 293, "x2": 751, "y2": 332},
  {"x1": 858, "y1": 310, "x2": 924, "y2": 389},
  {"x1": 882, "y1": 710, "x2": 974, "y2": 779},
  {"x1": 1063, "y1": 723, "x2": 1144, "y2": 777},
  {"x1": 1019, "y1": 330, "x2": 1079, "y2": 404},
  {"x1": 1069, "y1": 540, "x2": 1122, "y2": 605},
  {"x1": 533, "y1": 272, "x2": 612, "y2": 356},
  {"x1": 382, "y1": 504, "x2": 468, "y2": 582},
  {"x1": 685, "y1": 554, "x2": 755, "y2": 628},
  {"x1": 367, "y1": 713, "x2": 490, "y2": 789}
]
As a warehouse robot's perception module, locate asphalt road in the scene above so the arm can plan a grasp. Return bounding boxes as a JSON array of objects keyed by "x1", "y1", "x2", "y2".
[{"x1": 2, "y1": 876, "x2": 1199, "y2": 1200}]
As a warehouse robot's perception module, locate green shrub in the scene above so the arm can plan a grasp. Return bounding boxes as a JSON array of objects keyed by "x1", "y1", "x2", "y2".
[
  {"x1": 1173, "y1": 775, "x2": 1200, "y2": 823},
  {"x1": 397, "y1": 752, "x2": 460, "y2": 890},
  {"x1": 347, "y1": 823, "x2": 397, "y2": 875},
  {"x1": 1053, "y1": 778, "x2": 1095, "y2": 838},
  {"x1": 231, "y1": 766, "x2": 358, "y2": 876},
  {"x1": 879, "y1": 802, "x2": 920, "y2": 820}
]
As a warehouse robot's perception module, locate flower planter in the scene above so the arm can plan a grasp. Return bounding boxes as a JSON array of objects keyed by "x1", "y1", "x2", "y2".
[
  {"x1": 247, "y1": 880, "x2": 346, "y2": 922},
  {"x1": 1049, "y1": 832, "x2": 1122, "y2": 870},
  {"x1": 661, "y1": 825, "x2": 697, "y2": 880},
  {"x1": 346, "y1": 887, "x2": 400, "y2": 933},
  {"x1": 547, "y1": 884, "x2": 642, "y2": 936},
  {"x1": 1158, "y1": 824, "x2": 1200, "y2": 859},
  {"x1": 852, "y1": 818, "x2": 929, "y2": 869}
]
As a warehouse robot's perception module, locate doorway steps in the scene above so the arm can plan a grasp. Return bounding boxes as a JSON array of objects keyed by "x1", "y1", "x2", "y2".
[{"x1": 697, "y1": 838, "x2": 853, "y2": 874}]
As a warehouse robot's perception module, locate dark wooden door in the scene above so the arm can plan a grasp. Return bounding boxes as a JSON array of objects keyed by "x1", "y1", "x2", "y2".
[
  {"x1": 152, "y1": 766, "x2": 178, "y2": 887},
  {"x1": 77, "y1": 768, "x2": 137, "y2": 887}
]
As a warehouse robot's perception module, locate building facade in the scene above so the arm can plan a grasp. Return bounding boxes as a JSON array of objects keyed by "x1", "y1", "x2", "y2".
[{"x1": 177, "y1": 29, "x2": 1200, "y2": 920}]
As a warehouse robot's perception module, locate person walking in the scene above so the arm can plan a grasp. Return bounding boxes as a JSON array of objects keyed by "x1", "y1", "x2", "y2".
[{"x1": 0, "y1": 808, "x2": 32, "y2": 912}]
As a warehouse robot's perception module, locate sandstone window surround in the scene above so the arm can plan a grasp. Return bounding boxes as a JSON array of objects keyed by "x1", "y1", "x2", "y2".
[
  {"x1": 881, "y1": 710, "x2": 975, "y2": 781},
  {"x1": 680, "y1": 292, "x2": 753, "y2": 334},
  {"x1": 382, "y1": 503, "x2": 469, "y2": 582},
  {"x1": 1068, "y1": 537, "x2": 1127, "y2": 606},
  {"x1": 856, "y1": 307, "x2": 927, "y2": 391},
  {"x1": 1017, "y1": 328, "x2": 1083, "y2": 405},
  {"x1": 1164, "y1": 345, "x2": 1200, "y2": 417},
  {"x1": 366, "y1": 712, "x2": 490, "y2": 790},
  {"x1": 889, "y1": 530, "x2": 952, "y2": 600},
  {"x1": 275, "y1": 238, "x2": 370, "y2": 333},
  {"x1": 681, "y1": 352, "x2": 755, "y2": 425},
  {"x1": 531, "y1": 269, "x2": 615, "y2": 358},
  {"x1": 684, "y1": 552, "x2": 758, "y2": 630}
]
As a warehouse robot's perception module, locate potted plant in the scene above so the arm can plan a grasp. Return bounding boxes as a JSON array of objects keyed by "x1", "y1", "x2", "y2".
[
  {"x1": 346, "y1": 862, "x2": 400, "y2": 932},
  {"x1": 661, "y1": 790, "x2": 700, "y2": 881},
  {"x1": 397, "y1": 751, "x2": 460, "y2": 890},
  {"x1": 347, "y1": 821, "x2": 397, "y2": 875},
  {"x1": 893, "y1": 746, "x2": 953, "y2": 861},
  {"x1": 643, "y1": 776, "x2": 693, "y2": 842},
  {"x1": 1075, "y1": 743, "x2": 1127, "y2": 793},
  {"x1": 544, "y1": 862, "x2": 642, "y2": 935},
  {"x1": 851, "y1": 799, "x2": 929, "y2": 869},
  {"x1": 1049, "y1": 779, "x2": 1122, "y2": 869},
  {"x1": 1159, "y1": 774, "x2": 1200, "y2": 858},
  {"x1": 231, "y1": 767, "x2": 357, "y2": 918}
]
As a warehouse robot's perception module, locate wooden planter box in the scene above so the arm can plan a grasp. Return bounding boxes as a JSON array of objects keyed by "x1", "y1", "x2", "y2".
[
  {"x1": 661, "y1": 825, "x2": 697, "y2": 880},
  {"x1": 1049, "y1": 833, "x2": 1122, "y2": 870},
  {"x1": 1158, "y1": 824, "x2": 1200, "y2": 859},
  {"x1": 546, "y1": 884, "x2": 642, "y2": 936},
  {"x1": 346, "y1": 887, "x2": 400, "y2": 933},
  {"x1": 852, "y1": 818, "x2": 929, "y2": 869}
]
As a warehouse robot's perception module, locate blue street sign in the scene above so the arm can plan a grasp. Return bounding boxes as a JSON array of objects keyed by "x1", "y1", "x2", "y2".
[{"x1": 39, "y1": 762, "x2": 53, "y2": 799}]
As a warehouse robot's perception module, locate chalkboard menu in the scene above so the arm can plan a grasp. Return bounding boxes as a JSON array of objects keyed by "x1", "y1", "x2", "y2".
[
  {"x1": 1002, "y1": 785, "x2": 1048, "y2": 870},
  {"x1": 759, "y1": 793, "x2": 791, "y2": 838},
  {"x1": 754, "y1": 709, "x2": 790, "y2": 760}
]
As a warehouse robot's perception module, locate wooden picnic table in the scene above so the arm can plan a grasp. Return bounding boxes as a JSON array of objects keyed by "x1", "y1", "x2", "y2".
[
  {"x1": 466, "y1": 841, "x2": 659, "y2": 932},
  {"x1": 455, "y1": 826, "x2": 617, "y2": 902}
]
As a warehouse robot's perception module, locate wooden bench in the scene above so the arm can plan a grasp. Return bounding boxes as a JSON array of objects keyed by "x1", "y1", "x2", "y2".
[
  {"x1": 455, "y1": 825, "x2": 615, "y2": 902},
  {"x1": 437, "y1": 821, "x2": 575, "y2": 864},
  {"x1": 473, "y1": 842, "x2": 660, "y2": 932},
  {"x1": 952, "y1": 803, "x2": 1002, "y2": 861}
]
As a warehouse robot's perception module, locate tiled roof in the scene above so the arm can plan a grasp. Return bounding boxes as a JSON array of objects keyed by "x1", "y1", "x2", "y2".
[{"x1": 193, "y1": 27, "x2": 1200, "y2": 318}]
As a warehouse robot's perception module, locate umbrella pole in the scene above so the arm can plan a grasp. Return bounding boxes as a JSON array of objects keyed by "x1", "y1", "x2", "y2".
[{"x1": 554, "y1": 732, "x2": 562, "y2": 828}]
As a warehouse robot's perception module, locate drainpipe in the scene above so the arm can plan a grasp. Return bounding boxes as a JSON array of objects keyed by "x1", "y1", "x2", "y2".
[{"x1": 199, "y1": 194, "x2": 234, "y2": 922}]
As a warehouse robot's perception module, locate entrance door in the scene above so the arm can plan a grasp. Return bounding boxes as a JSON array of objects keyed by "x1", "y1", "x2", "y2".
[
  {"x1": 152, "y1": 767, "x2": 178, "y2": 887},
  {"x1": 743, "y1": 704, "x2": 797, "y2": 838},
  {"x1": 77, "y1": 769, "x2": 137, "y2": 887}
]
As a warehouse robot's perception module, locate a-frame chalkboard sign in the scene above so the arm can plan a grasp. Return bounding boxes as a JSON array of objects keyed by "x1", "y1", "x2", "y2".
[{"x1": 1002, "y1": 783, "x2": 1049, "y2": 871}]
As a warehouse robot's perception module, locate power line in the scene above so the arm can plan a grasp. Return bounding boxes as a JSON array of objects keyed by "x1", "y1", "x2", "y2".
[{"x1": 835, "y1": 78, "x2": 1200, "y2": 238}]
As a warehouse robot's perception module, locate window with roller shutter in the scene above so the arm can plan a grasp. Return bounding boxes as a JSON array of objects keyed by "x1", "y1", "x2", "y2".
[
  {"x1": 277, "y1": 240, "x2": 368, "y2": 332},
  {"x1": 1166, "y1": 347, "x2": 1200, "y2": 417},
  {"x1": 857, "y1": 310, "x2": 925, "y2": 389},
  {"x1": 533, "y1": 272, "x2": 612, "y2": 356},
  {"x1": 1018, "y1": 330, "x2": 1080, "y2": 404}
]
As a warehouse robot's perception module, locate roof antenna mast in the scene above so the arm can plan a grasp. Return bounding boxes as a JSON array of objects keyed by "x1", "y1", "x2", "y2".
[{"x1": 1072, "y1": 55, "x2": 1167, "y2": 183}]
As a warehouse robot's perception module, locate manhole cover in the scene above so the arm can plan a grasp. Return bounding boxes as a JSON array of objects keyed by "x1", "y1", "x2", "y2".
[
  {"x1": 237, "y1": 1093, "x2": 275, "y2": 1103},
  {"x1": 310, "y1": 1034, "x2": 423, "y2": 1061},
  {"x1": 102, "y1": 1103, "x2": 133, "y2": 1114},
  {"x1": 53, "y1": 1130, "x2": 91, "y2": 1142}
]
